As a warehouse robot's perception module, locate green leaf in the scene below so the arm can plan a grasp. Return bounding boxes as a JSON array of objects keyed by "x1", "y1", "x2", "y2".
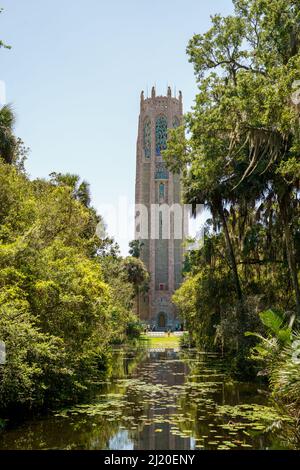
[{"x1": 259, "y1": 310, "x2": 284, "y2": 334}]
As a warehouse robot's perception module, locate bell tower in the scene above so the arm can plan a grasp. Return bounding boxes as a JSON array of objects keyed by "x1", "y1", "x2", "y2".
[{"x1": 135, "y1": 86, "x2": 185, "y2": 331}]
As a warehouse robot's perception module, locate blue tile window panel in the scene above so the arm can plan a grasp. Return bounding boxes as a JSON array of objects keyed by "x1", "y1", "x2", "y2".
[
  {"x1": 155, "y1": 162, "x2": 169, "y2": 180},
  {"x1": 144, "y1": 118, "x2": 151, "y2": 159},
  {"x1": 155, "y1": 115, "x2": 167, "y2": 156}
]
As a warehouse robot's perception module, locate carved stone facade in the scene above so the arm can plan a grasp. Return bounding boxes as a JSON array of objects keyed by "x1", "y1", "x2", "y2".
[{"x1": 135, "y1": 86, "x2": 185, "y2": 330}]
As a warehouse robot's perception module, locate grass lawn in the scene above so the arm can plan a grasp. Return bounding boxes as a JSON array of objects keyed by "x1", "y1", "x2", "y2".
[{"x1": 140, "y1": 334, "x2": 181, "y2": 348}]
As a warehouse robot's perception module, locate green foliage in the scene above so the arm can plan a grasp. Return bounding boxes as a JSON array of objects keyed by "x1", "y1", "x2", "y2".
[
  {"x1": 0, "y1": 8, "x2": 11, "y2": 50},
  {"x1": 49, "y1": 172, "x2": 91, "y2": 207},
  {"x1": 126, "y1": 321, "x2": 143, "y2": 339},
  {"x1": 270, "y1": 333, "x2": 300, "y2": 409},
  {"x1": 246, "y1": 309, "x2": 300, "y2": 414},
  {"x1": 128, "y1": 240, "x2": 144, "y2": 258},
  {"x1": 277, "y1": 157, "x2": 300, "y2": 184},
  {"x1": 0, "y1": 105, "x2": 17, "y2": 164},
  {"x1": 179, "y1": 332, "x2": 194, "y2": 349},
  {"x1": 165, "y1": 0, "x2": 300, "y2": 367},
  {"x1": 0, "y1": 159, "x2": 139, "y2": 409},
  {"x1": 122, "y1": 256, "x2": 149, "y2": 295},
  {"x1": 245, "y1": 309, "x2": 292, "y2": 373},
  {"x1": 259, "y1": 309, "x2": 292, "y2": 341}
]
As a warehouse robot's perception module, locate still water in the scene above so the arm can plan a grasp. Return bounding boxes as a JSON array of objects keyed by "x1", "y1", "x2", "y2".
[{"x1": 0, "y1": 346, "x2": 296, "y2": 450}]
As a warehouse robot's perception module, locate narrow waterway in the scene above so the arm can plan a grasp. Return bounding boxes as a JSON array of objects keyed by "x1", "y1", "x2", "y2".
[{"x1": 0, "y1": 345, "x2": 296, "y2": 450}]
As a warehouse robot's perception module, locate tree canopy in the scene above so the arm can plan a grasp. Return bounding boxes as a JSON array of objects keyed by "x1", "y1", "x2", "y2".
[{"x1": 164, "y1": 0, "x2": 300, "y2": 369}]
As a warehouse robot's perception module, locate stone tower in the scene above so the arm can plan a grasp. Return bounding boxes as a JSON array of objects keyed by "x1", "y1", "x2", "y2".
[{"x1": 135, "y1": 86, "x2": 185, "y2": 331}]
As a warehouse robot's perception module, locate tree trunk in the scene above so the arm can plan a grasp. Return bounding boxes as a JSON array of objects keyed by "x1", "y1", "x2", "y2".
[
  {"x1": 278, "y1": 191, "x2": 300, "y2": 317},
  {"x1": 217, "y1": 199, "x2": 243, "y2": 303},
  {"x1": 136, "y1": 288, "x2": 140, "y2": 317}
]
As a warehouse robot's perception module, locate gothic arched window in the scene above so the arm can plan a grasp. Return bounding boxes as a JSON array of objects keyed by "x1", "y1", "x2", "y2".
[
  {"x1": 155, "y1": 115, "x2": 167, "y2": 156},
  {"x1": 159, "y1": 182, "x2": 165, "y2": 200},
  {"x1": 143, "y1": 118, "x2": 151, "y2": 159},
  {"x1": 173, "y1": 116, "x2": 180, "y2": 128}
]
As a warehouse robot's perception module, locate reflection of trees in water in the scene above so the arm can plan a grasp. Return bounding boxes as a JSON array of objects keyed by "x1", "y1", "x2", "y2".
[
  {"x1": 0, "y1": 348, "x2": 147, "y2": 450},
  {"x1": 0, "y1": 413, "x2": 120, "y2": 450},
  {"x1": 105, "y1": 347, "x2": 148, "y2": 390},
  {"x1": 173, "y1": 352, "x2": 296, "y2": 450}
]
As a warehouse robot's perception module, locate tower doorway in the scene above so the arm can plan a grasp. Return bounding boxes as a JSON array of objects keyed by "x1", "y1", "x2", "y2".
[{"x1": 157, "y1": 312, "x2": 166, "y2": 329}]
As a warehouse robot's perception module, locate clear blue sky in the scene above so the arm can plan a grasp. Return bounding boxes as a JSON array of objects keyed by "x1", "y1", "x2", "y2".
[{"x1": 1, "y1": 0, "x2": 233, "y2": 254}]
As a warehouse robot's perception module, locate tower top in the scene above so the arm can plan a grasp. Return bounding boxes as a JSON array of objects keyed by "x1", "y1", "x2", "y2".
[{"x1": 140, "y1": 86, "x2": 182, "y2": 103}]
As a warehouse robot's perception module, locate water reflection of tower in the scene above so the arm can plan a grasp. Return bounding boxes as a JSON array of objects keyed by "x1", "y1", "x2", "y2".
[{"x1": 135, "y1": 349, "x2": 190, "y2": 450}]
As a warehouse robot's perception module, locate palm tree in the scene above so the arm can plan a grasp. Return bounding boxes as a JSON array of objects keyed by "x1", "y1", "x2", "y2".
[
  {"x1": 122, "y1": 256, "x2": 149, "y2": 316},
  {"x1": 49, "y1": 172, "x2": 91, "y2": 207}
]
